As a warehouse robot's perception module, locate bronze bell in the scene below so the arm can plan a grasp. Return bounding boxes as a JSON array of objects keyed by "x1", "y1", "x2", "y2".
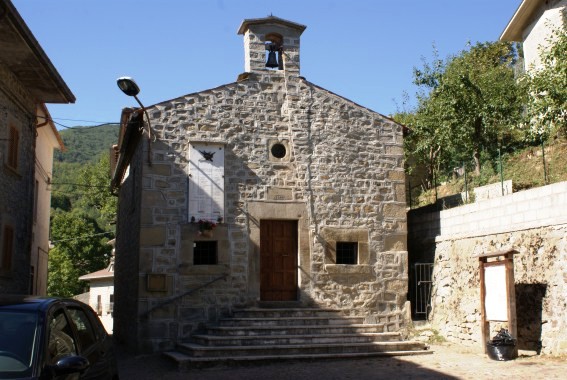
[
  {"x1": 266, "y1": 48, "x2": 279, "y2": 68},
  {"x1": 278, "y1": 50, "x2": 284, "y2": 70}
]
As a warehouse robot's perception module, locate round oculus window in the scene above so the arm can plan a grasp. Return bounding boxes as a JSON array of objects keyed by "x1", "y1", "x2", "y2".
[{"x1": 271, "y1": 143, "x2": 287, "y2": 158}]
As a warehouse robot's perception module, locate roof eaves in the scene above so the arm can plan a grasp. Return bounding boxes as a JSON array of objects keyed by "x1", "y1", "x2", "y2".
[
  {"x1": 38, "y1": 103, "x2": 65, "y2": 151},
  {"x1": 1, "y1": 0, "x2": 75, "y2": 103},
  {"x1": 500, "y1": 0, "x2": 542, "y2": 41},
  {"x1": 111, "y1": 109, "x2": 144, "y2": 190},
  {"x1": 300, "y1": 78, "x2": 404, "y2": 127},
  {"x1": 78, "y1": 268, "x2": 114, "y2": 281}
]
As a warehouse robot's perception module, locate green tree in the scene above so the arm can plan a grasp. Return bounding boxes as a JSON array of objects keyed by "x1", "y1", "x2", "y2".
[
  {"x1": 406, "y1": 49, "x2": 454, "y2": 189},
  {"x1": 50, "y1": 193, "x2": 72, "y2": 212},
  {"x1": 75, "y1": 154, "x2": 117, "y2": 228},
  {"x1": 520, "y1": 12, "x2": 567, "y2": 139},
  {"x1": 55, "y1": 124, "x2": 119, "y2": 164},
  {"x1": 47, "y1": 211, "x2": 111, "y2": 297},
  {"x1": 49, "y1": 145, "x2": 116, "y2": 297},
  {"x1": 403, "y1": 42, "x2": 523, "y2": 179},
  {"x1": 394, "y1": 49, "x2": 449, "y2": 191},
  {"x1": 433, "y1": 42, "x2": 522, "y2": 174}
]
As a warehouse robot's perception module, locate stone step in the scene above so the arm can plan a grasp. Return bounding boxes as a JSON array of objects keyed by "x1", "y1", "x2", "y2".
[
  {"x1": 164, "y1": 348, "x2": 433, "y2": 369},
  {"x1": 168, "y1": 306, "x2": 428, "y2": 369},
  {"x1": 190, "y1": 332, "x2": 402, "y2": 346},
  {"x1": 218, "y1": 316, "x2": 364, "y2": 327},
  {"x1": 232, "y1": 307, "x2": 344, "y2": 318},
  {"x1": 206, "y1": 323, "x2": 385, "y2": 336},
  {"x1": 255, "y1": 301, "x2": 306, "y2": 309},
  {"x1": 176, "y1": 341, "x2": 428, "y2": 359}
]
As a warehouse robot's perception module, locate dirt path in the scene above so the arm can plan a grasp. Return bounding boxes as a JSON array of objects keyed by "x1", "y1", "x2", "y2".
[{"x1": 117, "y1": 344, "x2": 567, "y2": 379}]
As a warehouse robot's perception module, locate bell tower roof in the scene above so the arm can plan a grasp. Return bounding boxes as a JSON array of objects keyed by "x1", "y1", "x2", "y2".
[{"x1": 237, "y1": 16, "x2": 306, "y2": 35}]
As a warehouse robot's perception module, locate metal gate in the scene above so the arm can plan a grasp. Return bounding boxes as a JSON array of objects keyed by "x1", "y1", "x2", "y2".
[{"x1": 414, "y1": 263, "x2": 434, "y2": 319}]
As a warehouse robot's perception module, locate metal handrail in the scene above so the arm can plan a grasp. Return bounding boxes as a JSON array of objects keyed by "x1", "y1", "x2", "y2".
[{"x1": 139, "y1": 273, "x2": 229, "y2": 319}]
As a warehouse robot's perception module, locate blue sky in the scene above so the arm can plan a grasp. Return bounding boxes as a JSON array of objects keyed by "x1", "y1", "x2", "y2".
[{"x1": 13, "y1": 0, "x2": 521, "y2": 128}]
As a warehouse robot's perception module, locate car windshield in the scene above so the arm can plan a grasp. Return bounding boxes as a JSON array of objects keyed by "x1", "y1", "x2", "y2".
[{"x1": 0, "y1": 310, "x2": 38, "y2": 378}]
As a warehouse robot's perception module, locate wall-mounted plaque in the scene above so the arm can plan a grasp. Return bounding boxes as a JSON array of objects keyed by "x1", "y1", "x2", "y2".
[
  {"x1": 146, "y1": 273, "x2": 167, "y2": 292},
  {"x1": 484, "y1": 263, "x2": 508, "y2": 321}
]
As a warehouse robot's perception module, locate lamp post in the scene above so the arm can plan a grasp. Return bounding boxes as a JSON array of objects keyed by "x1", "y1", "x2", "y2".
[{"x1": 116, "y1": 76, "x2": 152, "y2": 165}]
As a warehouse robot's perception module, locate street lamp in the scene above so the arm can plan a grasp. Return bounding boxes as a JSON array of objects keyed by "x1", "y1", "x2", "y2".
[
  {"x1": 117, "y1": 76, "x2": 140, "y2": 95},
  {"x1": 116, "y1": 76, "x2": 153, "y2": 165},
  {"x1": 117, "y1": 76, "x2": 144, "y2": 107}
]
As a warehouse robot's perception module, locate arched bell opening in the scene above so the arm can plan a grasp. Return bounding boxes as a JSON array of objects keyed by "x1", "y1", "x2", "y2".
[{"x1": 265, "y1": 33, "x2": 284, "y2": 70}]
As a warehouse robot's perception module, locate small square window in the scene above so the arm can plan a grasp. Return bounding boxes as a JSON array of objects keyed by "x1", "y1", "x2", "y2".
[
  {"x1": 194, "y1": 241, "x2": 218, "y2": 265},
  {"x1": 336, "y1": 242, "x2": 358, "y2": 264}
]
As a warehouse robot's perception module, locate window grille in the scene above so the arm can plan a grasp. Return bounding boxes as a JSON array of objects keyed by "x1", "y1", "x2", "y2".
[
  {"x1": 194, "y1": 241, "x2": 218, "y2": 265},
  {"x1": 336, "y1": 242, "x2": 358, "y2": 264}
]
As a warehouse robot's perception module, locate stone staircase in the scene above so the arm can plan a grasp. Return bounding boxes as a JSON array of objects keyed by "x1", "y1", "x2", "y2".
[{"x1": 164, "y1": 306, "x2": 431, "y2": 368}]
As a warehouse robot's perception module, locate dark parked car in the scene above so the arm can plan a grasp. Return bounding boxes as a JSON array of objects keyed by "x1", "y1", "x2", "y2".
[{"x1": 0, "y1": 296, "x2": 119, "y2": 379}]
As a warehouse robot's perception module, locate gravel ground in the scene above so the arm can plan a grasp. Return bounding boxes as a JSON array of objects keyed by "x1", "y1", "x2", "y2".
[{"x1": 116, "y1": 344, "x2": 567, "y2": 380}]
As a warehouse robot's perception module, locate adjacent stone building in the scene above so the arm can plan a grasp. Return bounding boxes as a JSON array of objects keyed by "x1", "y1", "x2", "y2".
[
  {"x1": 0, "y1": 0, "x2": 74, "y2": 295},
  {"x1": 112, "y1": 16, "x2": 408, "y2": 353}
]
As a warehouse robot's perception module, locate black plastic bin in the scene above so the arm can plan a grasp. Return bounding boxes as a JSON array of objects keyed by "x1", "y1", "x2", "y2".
[
  {"x1": 486, "y1": 329, "x2": 517, "y2": 361},
  {"x1": 486, "y1": 342, "x2": 517, "y2": 361}
]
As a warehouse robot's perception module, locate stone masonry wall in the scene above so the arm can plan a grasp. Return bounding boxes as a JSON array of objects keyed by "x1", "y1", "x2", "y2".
[
  {"x1": 0, "y1": 62, "x2": 36, "y2": 294},
  {"x1": 132, "y1": 71, "x2": 407, "y2": 352},
  {"x1": 114, "y1": 144, "x2": 142, "y2": 352},
  {"x1": 409, "y1": 181, "x2": 567, "y2": 355}
]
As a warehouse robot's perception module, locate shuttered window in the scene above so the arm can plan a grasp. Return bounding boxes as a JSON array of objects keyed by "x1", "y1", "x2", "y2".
[{"x1": 188, "y1": 143, "x2": 225, "y2": 223}]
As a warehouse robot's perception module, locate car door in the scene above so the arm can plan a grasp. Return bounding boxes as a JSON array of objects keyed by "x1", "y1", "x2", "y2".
[
  {"x1": 45, "y1": 307, "x2": 80, "y2": 380},
  {"x1": 65, "y1": 304, "x2": 114, "y2": 380}
]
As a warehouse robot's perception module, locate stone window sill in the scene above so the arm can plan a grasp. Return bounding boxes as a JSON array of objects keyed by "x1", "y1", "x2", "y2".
[{"x1": 324, "y1": 264, "x2": 372, "y2": 274}]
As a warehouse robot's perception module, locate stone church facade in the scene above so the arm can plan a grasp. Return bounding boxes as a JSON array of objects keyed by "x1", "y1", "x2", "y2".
[{"x1": 112, "y1": 16, "x2": 408, "y2": 353}]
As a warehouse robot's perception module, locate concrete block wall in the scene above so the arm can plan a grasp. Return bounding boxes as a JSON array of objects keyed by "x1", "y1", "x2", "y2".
[
  {"x1": 410, "y1": 181, "x2": 567, "y2": 241},
  {"x1": 473, "y1": 180, "x2": 512, "y2": 201}
]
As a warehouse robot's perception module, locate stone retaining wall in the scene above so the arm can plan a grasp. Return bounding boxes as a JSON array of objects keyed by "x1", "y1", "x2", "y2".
[{"x1": 408, "y1": 181, "x2": 567, "y2": 355}]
